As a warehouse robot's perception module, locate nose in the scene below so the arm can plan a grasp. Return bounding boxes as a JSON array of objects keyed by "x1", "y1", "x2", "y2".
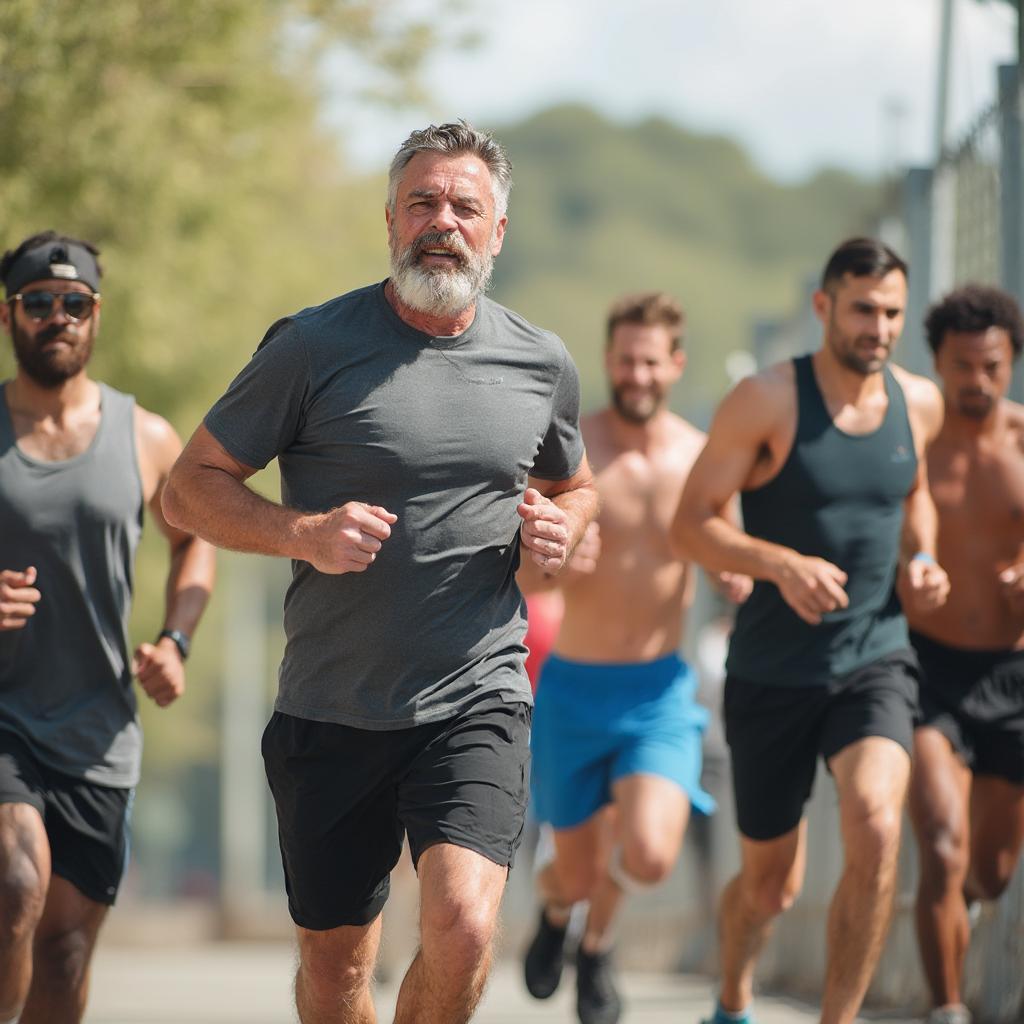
[{"x1": 429, "y1": 201, "x2": 459, "y2": 233}]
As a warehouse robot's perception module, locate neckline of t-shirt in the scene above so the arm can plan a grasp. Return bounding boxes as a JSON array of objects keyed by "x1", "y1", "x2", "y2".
[{"x1": 376, "y1": 280, "x2": 480, "y2": 350}]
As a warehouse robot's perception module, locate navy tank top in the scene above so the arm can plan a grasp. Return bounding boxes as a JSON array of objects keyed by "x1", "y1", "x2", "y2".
[
  {"x1": 726, "y1": 355, "x2": 917, "y2": 686},
  {"x1": 0, "y1": 383, "x2": 143, "y2": 785}
]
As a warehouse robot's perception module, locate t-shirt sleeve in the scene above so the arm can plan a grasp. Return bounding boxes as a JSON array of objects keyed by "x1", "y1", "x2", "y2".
[
  {"x1": 203, "y1": 317, "x2": 310, "y2": 470},
  {"x1": 531, "y1": 341, "x2": 585, "y2": 480}
]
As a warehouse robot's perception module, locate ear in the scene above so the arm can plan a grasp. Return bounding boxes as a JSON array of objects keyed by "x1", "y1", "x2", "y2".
[
  {"x1": 811, "y1": 288, "x2": 831, "y2": 327},
  {"x1": 491, "y1": 214, "x2": 508, "y2": 257},
  {"x1": 671, "y1": 348, "x2": 687, "y2": 379},
  {"x1": 0, "y1": 299, "x2": 10, "y2": 336}
]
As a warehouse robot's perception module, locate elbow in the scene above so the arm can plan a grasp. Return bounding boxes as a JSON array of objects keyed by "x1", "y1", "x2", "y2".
[{"x1": 161, "y1": 467, "x2": 190, "y2": 532}]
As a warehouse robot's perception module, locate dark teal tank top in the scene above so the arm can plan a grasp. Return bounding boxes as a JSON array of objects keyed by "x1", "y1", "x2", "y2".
[
  {"x1": 0, "y1": 383, "x2": 143, "y2": 785},
  {"x1": 726, "y1": 355, "x2": 917, "y2": 686}
]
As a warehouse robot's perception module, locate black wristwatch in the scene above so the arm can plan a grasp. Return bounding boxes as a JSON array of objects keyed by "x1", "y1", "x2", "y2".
[{"x1": 157, "y1": 629, "x2": 191, "y2": 661}]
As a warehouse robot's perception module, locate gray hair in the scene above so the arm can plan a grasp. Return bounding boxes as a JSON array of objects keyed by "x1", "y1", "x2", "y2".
[{"x1": 387, "y1": 120, "x2": 513, "y2": 219}]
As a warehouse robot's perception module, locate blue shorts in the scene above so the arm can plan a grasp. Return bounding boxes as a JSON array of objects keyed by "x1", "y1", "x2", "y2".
[{"x1": 530, "y1": 652, "x2": 716, "y2": 829}]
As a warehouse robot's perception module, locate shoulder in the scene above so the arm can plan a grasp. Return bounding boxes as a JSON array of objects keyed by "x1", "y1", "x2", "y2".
[
  {"x1": 133, "y1": 404, "x2": 182, "y2": 474},
  {"x1": 713, "y1": 361, "x2": 794, "y2": 431},
  {"x1": 891, "y1": 364, "x2": 943, "y2": 435},
  {"x1": 478, "y1": 296, "x2": 568, "y2": 364},
  {"x1": 1002, "y1": 398, "x2": 1024, "y2": 442}
]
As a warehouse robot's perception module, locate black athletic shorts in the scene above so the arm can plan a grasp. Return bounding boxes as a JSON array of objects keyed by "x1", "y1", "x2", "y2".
[
  {"x1": 724, "y1": 650, "x2": 918, "y2": 841},
  {"x1": 262, "y1": 696, "x2": 532, "y2": 931},
  {"x1": 910, "y1": 630, "x2": 1024, "y2": 785},
  {"x1": 0, "y1": 729, "x2": 132, "y2": 905}
]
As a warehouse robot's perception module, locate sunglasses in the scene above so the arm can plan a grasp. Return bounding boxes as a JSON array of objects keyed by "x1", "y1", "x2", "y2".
[{"x1": 11, "y1": 291, "x2": 100, "y2": 321}]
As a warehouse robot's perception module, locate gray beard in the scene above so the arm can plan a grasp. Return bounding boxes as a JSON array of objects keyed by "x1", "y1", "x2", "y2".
[{"x1": 390, "y1": 232, "x2": 494, "y2": 318}]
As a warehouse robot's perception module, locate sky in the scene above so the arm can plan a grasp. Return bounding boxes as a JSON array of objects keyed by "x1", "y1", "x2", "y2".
[{"x1": 325, "y1": 0, "x2": 1018, "y2": 182}]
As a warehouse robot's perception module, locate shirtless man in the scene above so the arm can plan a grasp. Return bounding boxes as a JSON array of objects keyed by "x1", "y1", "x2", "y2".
[
  {"x1": 673, "y1": 237, "x2": 949, "y2": 1024},
  {"x1": 905, "y1": 284, "x2": 1024, "y2": 1024},
  {"x1": 521, "y1": 292, "x2": 749, "y2": 1024}
]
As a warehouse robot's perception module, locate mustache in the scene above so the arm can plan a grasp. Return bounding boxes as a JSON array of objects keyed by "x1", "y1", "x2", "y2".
[
  {"x1": 410, "y1": 230, "x2": 470, "y2": 263},
  {"x1": 37, "y1": 323, "x2": 75, "y2": 344}
]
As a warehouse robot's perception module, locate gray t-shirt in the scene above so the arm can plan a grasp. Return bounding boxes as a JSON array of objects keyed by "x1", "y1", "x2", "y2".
[{"x1": 205, "y1": 282, "x2": 584, "y2": 729}]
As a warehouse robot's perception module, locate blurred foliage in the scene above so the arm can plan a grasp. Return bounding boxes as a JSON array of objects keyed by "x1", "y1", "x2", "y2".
[{"x1": 489, "y1": 105, "x2": 882, "y2": 421}]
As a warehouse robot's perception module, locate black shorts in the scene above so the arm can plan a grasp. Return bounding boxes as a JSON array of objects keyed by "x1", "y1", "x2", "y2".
[
  {"x1": 724, "y1": 651, "x2": 918, "y2": 841},
  {"x1": 262, "y1": 697, "x2": 532, "y2": 931},
  {"x1": 0, "y1": 730, "x2": 132, "y2": 905},
  {"x1": 910, "y1": 631, "x2": 1024, "y2": 785}
]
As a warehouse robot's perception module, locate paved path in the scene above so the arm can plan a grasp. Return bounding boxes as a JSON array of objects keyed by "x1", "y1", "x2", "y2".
[{"x1": 86, "y1": 942, "x2": 920, "y2": 1023}]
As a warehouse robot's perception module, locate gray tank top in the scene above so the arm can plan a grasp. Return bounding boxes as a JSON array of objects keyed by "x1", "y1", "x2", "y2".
[{"x1": 0, "y1": 382, "x2": 143, "y2": 786}]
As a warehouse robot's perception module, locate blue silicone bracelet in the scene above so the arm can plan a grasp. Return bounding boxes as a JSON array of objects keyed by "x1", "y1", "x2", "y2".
[{"x1": 911, "y1": 552, "x2": 936, "y2": 565}]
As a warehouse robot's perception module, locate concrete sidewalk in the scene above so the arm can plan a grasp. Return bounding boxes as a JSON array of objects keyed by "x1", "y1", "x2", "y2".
[{"x1": 86, "y1": 941, "x2": 920, "y2": 1023}]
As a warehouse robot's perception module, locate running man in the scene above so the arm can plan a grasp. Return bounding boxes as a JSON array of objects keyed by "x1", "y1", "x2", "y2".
[
  {"x1": 673, "y1": 237, "x2": 950, "y2": 1024},
  {"x1": 0, "y1": 231, "x2": 215, "y2": 1023},
  {"x1": 906, "y1": 285, "x2": 1024, "y2": 1024},
  {"x1": 522, "y1": 292, "x2": 749, "y2": 1024},
  {"x1": 162, "y1": 122, "x2": 598, "y2": 1024}
]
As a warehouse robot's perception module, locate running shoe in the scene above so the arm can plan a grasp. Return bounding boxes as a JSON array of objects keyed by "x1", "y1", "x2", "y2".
[
  {"x1": 925, "y1": 1005, "x2": 972, "y2": 1024},
  {"x1": 576, "y1": 947, "x2": 622, "y2": 1024},
  {"x1": 700, "y1": 1004, "x2": 756, "y2": 1024},
  {"x1": 523, "y1": 908, "x2": 568, "y2": 999}
]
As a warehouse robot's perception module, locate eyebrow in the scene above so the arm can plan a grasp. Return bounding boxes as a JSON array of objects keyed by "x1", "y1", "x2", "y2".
[{"x1": 407, "y1": 188, "x2": 484, "y2": 208}]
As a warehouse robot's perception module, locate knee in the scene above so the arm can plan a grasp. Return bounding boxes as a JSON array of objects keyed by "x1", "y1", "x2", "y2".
[
  {"x1": 845, "y1": 804, "x2": 903, "y2": 876},
  {"x1": 969, "y1": 860, "x2": 1013, "y2": 902},
  {"x1": 916, "y1": 816, "x2": 969, "y2": 886},
  {"x1": 742, "y1": 870, "x2": 802, "y2": 919},
  {"x1": 300, "y1": 940, "x2": 375, "y2": 1001},
  {"x1": 0, "y1": 856, "x2": 47, "y2": 945},
  {"x1": 421, "y1": 895, "x2": 497, "y2": 969},
  {"x1": 32, "y1": 927, "x2": 93, "y2": 994},
  {"x1": 618, "y1": 840, "x2": 675, "y2": 888}
]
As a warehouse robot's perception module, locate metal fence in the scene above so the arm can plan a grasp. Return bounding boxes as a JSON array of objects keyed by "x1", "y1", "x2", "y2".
[{"x1": 891, "y1": 63, "x2": 1024, "y2": 395}]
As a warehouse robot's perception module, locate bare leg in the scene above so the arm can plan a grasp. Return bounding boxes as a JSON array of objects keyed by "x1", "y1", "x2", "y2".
[
  {"x1": 964, "y1": 774, "x2": 1024, "y2": 903},
  {"x1": 0, "y1": 803, "x2": 50, "y2": 1020},
  {"x1": 393, "y1": 843, "x2": 507, "y2": 1024},
  {"x1": 295, "y1": 917, "x2": 381, "y2": 1024},
  {"x1": 18, "y1": 876, "x2": 108, "y2": 1024},
  {"x1": 908, "y1": 727, "x2": 972, "y2": 1010},
  {"x1": 717, "y1": 822, "x2": 807, "y2": 1014},
  {"x1": 822, "y1": 737, "x2": 911, "y2": 1024},
  {"x1": 582, "y1": 774, "x2": 689, "y2": 952},
  {"x1": 537, "y1": 808, "x2": 614, "y2": 919}
]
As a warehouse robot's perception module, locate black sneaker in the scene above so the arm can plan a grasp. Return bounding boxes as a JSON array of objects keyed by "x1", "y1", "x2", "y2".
[
  {"x1": 576, "y1": 947, "x2": 623, "y2": 1024},
  {"x1": 523, "y1": 909, "x2": 568, "y2": 999}
]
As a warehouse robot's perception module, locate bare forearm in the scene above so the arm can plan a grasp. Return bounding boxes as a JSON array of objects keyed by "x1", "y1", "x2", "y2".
[
  {"x1": 900, "y1": 489, "x2": 939, "y2": 565},
  {"x1": 682, "y1": 514, "x2": 791, "y2": 583},
  {"x1": 163, "y1": 462, "x2": 308, "y2": 560},
  {"x1": 162, "y1": 537, "x2": 215, "y2": 636}
]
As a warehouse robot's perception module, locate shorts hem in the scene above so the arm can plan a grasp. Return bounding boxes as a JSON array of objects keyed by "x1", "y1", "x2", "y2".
[
  {"x1": 411, "y1": 830, "x2": 516, "y2": 872},
  {"x1": 50, "y1": 865, "x2": 119, "y2": 907},
  {"x1": 289, "y1": 890, "x2": 389, "y2": 931}
]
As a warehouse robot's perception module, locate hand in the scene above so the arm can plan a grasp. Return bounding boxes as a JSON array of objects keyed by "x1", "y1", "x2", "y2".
[
  {"x1": 903, "y1": 556, "x2": 951, "y2": 614},
  {"x1": 132, "y1": 639, "x2": 186, "y2": 708},
  {"x1": 999, "y1": 563, "x2": 1024, "y2": 616},
  {"x1": 0, "y1": 567, "x2": 41, "y2": 631},
  {"x1": 299, "y1": 502, "x2": 398, "y2": 574},
  {"x1": 517, "y1": 488, "x2": 571, "y2": 573},
  {"x1": 775, "y1": 552, "x2": 849, "y2": 626},
  {"x1": 565, "y1": 521, "x2": 601, "y2": 575},
  {"x1": 715, "y1": 571, "x2": 753, "y2": 604}
]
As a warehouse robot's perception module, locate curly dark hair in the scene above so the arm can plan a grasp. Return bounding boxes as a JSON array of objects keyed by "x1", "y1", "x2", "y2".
[{"x1": 924, "y1": 283, "x2": 1024, "y2": 358}]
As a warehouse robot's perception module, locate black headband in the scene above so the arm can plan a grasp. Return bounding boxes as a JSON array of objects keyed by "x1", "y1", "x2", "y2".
[{"x1": 3, "y1": 240, "x2": 101, "y2": 296}]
